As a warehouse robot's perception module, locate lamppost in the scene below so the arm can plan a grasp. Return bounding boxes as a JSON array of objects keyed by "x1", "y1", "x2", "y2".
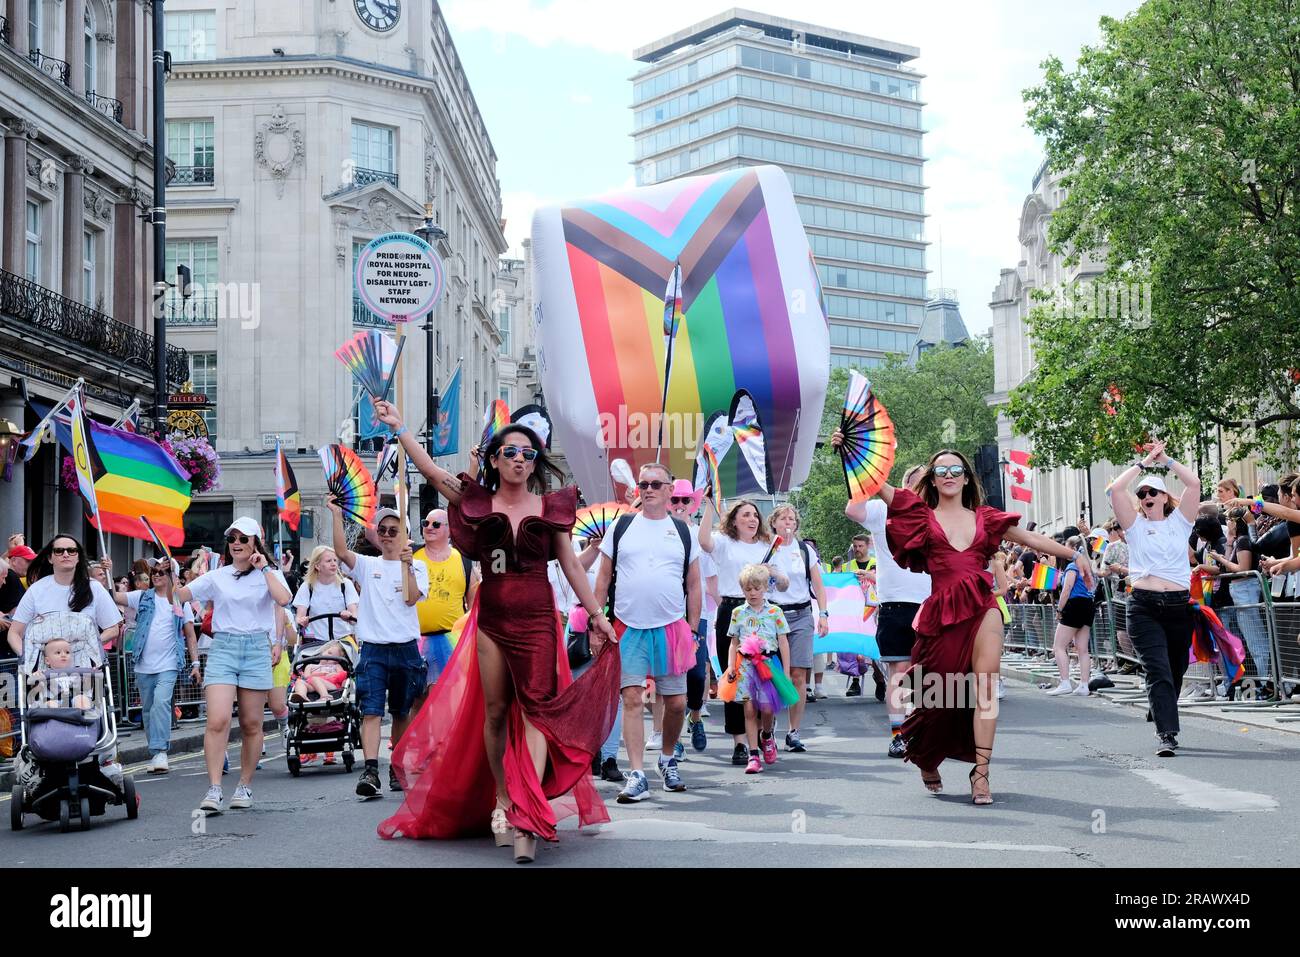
[
  {"x1": 414, "y1": 204, "x2": 447, "y2": 508},
  {"x1": 150, "y1": 0, "x2": 170, "y2": 429}
]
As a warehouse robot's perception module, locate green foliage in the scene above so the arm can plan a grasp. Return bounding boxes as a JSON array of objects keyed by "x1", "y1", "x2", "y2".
[
  {"x1": 792, "y1": 342, "x2": 998, "y2": 556},
  {"x1": 1014, "y1": 0, "x2": 1300, "y2": 469}
]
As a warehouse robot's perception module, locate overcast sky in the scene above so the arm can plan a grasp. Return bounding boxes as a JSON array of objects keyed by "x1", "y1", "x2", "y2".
[{"x1": 443, "y1": 0, "x2": 1141, "y2": 334}]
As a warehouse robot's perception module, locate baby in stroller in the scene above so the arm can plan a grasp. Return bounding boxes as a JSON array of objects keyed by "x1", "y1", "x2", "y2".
[
  {"x1": 27, "y1": 638, "x2": 95, "y2": 711},
  {"x1": 284, "y1": 632, "x2": 361, "y2": 774},
  {"x1": 290, "y1": 640, "x2": 349, "y2": 703}
]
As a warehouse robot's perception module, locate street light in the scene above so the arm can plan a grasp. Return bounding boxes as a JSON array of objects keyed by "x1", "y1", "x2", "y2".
[{"x1": 414, "y1": 203, "x2": 447, "y2": 509}]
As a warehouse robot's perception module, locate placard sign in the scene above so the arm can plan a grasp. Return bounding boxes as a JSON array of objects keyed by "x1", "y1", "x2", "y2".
[{"x1": 354, "y1": 232, "x2": 444, "y2": 322}]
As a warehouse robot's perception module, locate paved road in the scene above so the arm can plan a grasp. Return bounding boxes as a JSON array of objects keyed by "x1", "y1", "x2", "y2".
[{"x1": 4, "y1": 673, "x2": 1297, "y2": 868}]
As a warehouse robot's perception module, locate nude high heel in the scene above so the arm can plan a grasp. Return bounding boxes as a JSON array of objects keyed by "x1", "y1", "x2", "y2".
[
  {"x1": 513, "y1": 829, "x2": 537, "y2": 864},
  {"x1": 491, "y1": 800, "x2": 514, "y2": 848}
]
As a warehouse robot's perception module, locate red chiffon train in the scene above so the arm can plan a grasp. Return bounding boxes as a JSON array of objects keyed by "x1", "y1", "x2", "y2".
[{"x1": 378, "y1": 595, "x2": 621, "y2": 842}]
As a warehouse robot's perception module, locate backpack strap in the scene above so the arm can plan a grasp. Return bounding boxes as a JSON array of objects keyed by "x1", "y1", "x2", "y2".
[
  {"x1": 671, "y1": 517, "x2": 693, "y2": 593},
  {"x1": 605, "y1": 514, "x2": 636, "y2": 619},
  {"x1": 799, "y1": 540, "x2": 811, "y2": 585}
]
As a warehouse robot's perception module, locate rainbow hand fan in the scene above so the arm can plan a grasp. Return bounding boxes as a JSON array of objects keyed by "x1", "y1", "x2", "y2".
[
  {"x1": 334, "y1": 330, "x2": 403, "y2": 401},
  {"x1": 319, "y1": 444, "x2": 378, "y2": 527},
  {"x1": 480, "y1": 399, "x2": 510, "y2": 450},
  {"x1": 573, "y1": 502, "x2": 632, "y2": 542},
  {"x1": 838, "y1": 371, "x2": 896, "y2": 503}
]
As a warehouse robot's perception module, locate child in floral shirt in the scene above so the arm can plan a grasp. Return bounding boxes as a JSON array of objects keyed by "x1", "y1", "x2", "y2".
[{"x1": 726, "y1": 564, "x2": 796, "y2": 773}]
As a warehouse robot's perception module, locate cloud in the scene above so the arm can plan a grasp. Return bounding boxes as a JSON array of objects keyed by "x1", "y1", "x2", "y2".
[{"x1": 569, "y1": 92, "x2": 593, "y2": 105}]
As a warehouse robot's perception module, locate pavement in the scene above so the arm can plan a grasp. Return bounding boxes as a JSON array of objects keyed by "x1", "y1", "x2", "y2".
[{"x1": 3, "y1": 667, "x2": 1299, "y2": 868}]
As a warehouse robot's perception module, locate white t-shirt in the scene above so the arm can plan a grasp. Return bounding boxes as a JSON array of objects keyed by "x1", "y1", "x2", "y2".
[
  {"x1": 710, "y1": 535, "x2": 772, "y2": 598},
  {"x1": 767, "y1": 540, "x2": 817, "y2": 606},
  {"x1": 699, "y1": 549, "x2": 718, "y2": 621},
  {"x1": 861, "y1": 500, "x2": 933, "y2": 605},
  {"x1": 13, "y1": 578, "x2": 122, "y2": 631},
  {"x1": 344, "y1": 553, "x2": 429, "y2": 645},
  {"x1": 598, "y1": 514, "x2": 699, "y2": 629},
  {"x1": 1123, "y1": 510, "x2": 1194, "y2": 590},
  {"x1": 186, "y1": 566, "x2": 289, "y2": 636},
  {"x1": 126, "y1": 590, "x2": 195, "y2": 674},
  {"x1": 292, "y1": 579, "x2": 359, "y2": 642}
]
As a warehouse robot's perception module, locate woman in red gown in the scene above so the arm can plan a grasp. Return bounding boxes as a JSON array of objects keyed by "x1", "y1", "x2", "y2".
[
  {"x1": 372, "y1": 401, "x2": 619, "y2": 862},
  {"x1": 833, "y1": 441, "x2": 1091, "y2": 803}
]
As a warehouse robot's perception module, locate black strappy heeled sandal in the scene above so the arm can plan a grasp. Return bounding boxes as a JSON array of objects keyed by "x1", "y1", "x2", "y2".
[{"x1": 969, "y1": 746, "x2": 993, "y2": 805}]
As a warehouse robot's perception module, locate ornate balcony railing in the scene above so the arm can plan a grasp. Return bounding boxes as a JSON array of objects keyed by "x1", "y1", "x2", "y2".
[
  {"x1": 351, "y1": 167, "x2": 398, "y2": 189},
  {"x1": 84, "y1": 89, "x2": 124, "y2": 124},
  {"x1": 0, "y1": 267, "x2": 188, "y2": 388},
  {"x1": 170, "y1": 165, "x2": 215, "y2": 186},
  {"x1": 28, "y1": 49, "x2": 70, "y2": 86},
  {"x1": 352, "y1": 295, "x2": 390, "y2": 328},
  {"x1": 165, "y1": 296, "x2": 219, "y2": 326}
]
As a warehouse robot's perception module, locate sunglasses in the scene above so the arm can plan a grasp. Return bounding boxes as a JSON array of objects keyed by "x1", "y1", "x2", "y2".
[
  {"x1": 225, "y1": 534, "x2": 251, "y2": 545},
  {"x1": 932, "y1": 465, "x2": 966, "y2": 479},
  {"x1": 150, "y1": 568, "x2": 170, "y2": 577},
  {"x1": 422, "y1": 520, "x2": 443, "y2": 529},
  {"x1": 51, "y1": 546, "x2": 80, "y2": 556},
  {"x1": 670, "y1": 496, "x2": 693, "y2": 505},
  {"x1": 499, "y1": 445, "x2": 538, "y2": 461},
  {"x1": 377, "y1": 525, "x2": 401, "y2": 538},
  {"x1": 1136, "y1": 488, "x2": 1162, "y2": 499},
  {"x1": 637, "y1": 480, "x2": 669, "y2": 491}
]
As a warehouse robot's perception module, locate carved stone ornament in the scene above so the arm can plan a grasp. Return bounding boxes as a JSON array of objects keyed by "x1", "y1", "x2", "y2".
[
  {"x1": 423, "y1": 133, "x2": 435, "y2": 201},
  {"x1": 358, "y1": 195, "x2": 395, "y2": 232},
  {"x1": 253, "y1": 104, "x2": 305, "y2": 199},
  {"x1": 84, "y1": 186, "x2": 114, "y2": 221},
  {"x1": 8, "y1": 118, "x2": 39, "y2": 138},
  {"x1": 334, "y1": 208, "x2": 350, "y2": 267}
]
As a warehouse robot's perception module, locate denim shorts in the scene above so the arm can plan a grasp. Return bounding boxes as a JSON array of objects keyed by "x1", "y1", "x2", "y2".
[
  {"x1": 356, "y1": 641, "x2": 425, "y2": 718},
  {"x1": 204, "y1": 631, "x2": 273, "y2": 691}
]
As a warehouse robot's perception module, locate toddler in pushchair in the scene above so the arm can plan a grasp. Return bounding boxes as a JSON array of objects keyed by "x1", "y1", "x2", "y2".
[
  {"x1": 284, "y1": 620, "x2": 361, "y2": 776},
  {"x1": 9, "y1": 611, "x2": 138, "y2": 832}
]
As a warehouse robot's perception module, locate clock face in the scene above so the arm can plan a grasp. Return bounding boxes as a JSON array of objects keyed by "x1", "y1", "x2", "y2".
[{"x1": 354, "y1": 0, "x2": 400, "y2": 33}]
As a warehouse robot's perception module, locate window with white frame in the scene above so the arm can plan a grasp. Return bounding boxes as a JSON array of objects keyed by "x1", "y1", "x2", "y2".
[
  {"x1": 189, "y1": 352, "x2": 218, "y2": 436},
  {"x1": 28, "y1": 0, "x2": 41, "y2": 52},
  {"x1": 166, "y1": 120, "x2": 215, "y2": 184},
  {"x1": 165, "y1": 239, "x2": 219, "y2": 319},
  {"x1": 497, "y1": 307, "x2": 511, "y2": 355},
  {"x1": 84, "y1": 7, "x2": 96, "y2": 92},
  {"x1": 498, "y1": 386, "x2": 510, "y2": 407},
  {"x1": 165, "y1": 10, "x2": 216, "y2": 62},
  {"x1": 25, "y1": 201, "x2": 41, "y2": 283},
  {"x1": 83, "y1": 230, "x2": 97, "y2": 308},
  {"x1": 350, "y1": 122, "x2": 394, "y2": 174}
]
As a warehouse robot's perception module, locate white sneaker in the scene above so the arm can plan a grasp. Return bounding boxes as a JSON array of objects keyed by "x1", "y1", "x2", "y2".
[
  {"x1": 814, "y1": 685, "x2": 827, "y2": 700},
  {"x1": 996, "y1": 677, "x2": 1007, "y2": 700},
  {"x1": 147, "y1": 752, "x2": 169, "y2": 774},
  {"x1": 1072, "y1": 683, "x2": 1091, "y2": 697},
  {"x1": 1045, "y1": 680, "x2": 1074, "y2": 696},
  {"x1": 645, "y1": 732, "x2": 663, "y2": 751},
  {"x1": 699, "y1": 705, "x2": 711, "y2": 718},
  {"x1": 229, "y1": 784, "x2": 253, "y2": 809},
  {"x1": 199, "y1": 786, "x2": 223, "y2": 813}
]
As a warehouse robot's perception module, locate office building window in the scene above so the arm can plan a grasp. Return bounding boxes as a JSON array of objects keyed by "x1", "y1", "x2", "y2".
[
  {"x1": 166, "y1": 10, "x2": 216, "y2": 61},
  {"x1": 189, "y1": 352, "x2": 218, "y2": 437},
  {"x1": 497, "y1": 307, "x2": 511, "y2": 355},
  {"x1": 83, "y1": 230, "x2": 97, "y2": 308},
  {"x1": 351, "y1": 122, "x2": 395, "y2": 174},
  {"x1": 166, "y1": 120, "x2": 215, "y2": 184},
  {"x1": 165, "y1": 239, "x2": 219, "y2": 320},
  {"x1": 25, "y1": 201, "x2": 41, "y2": 283}
]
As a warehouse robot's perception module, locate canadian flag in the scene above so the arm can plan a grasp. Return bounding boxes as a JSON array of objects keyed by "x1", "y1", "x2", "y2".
[{"x1": 1006, "y1": 449, "x2": 1033, "y2": 503}]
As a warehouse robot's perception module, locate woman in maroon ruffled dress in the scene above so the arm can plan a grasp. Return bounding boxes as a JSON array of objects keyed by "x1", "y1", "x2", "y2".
[
  {"x1": 372, "y1": 400, "x2": 619, "y2": 862},
  {"x1": 833, "y1": 440, "x2": 1091, "y2": 803}
]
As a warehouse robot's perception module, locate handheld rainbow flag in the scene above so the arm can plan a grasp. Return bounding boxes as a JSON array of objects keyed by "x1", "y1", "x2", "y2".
[
  {"x1": 573, "y1": 502, "x2": 633, "y2": 542},
  {"x1": 1089, "y1": 531, "x2": 1107, "y2": 555},
  {"x1": 1030, "y1": 563, "x2": 1061, "y2": 590},
  {"x1": 1190, "y1": 601, "x2": 1246, "y2": 684},
  {"x1": 837, "y1": 371, "x2": 896, "y2": 503},
  {"x1": 334, "y1": 330, "x2": 403, "y2": 401},
  {"x1": 66, "y1": 386, "x2": 103, "y2": 519},
  {"x1": 761, "y1": 535, "x2": 784, "y2": 565},
  {"x1": 480, "y1": 398, "x2": 510, "y2": 451},
  {"x1": 319, "y1": 444, "x2": 378, "y2": 528},
  {"x1": 274, "y1": 439, "x2": 301, "y2": 532},
  {"x1": 699, "y1": 444, "x2": 723, "y2": 516}
]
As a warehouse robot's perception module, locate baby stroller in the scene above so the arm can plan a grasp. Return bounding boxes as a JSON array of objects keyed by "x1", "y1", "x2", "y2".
[
  {"x1": 10, "y1": 611, "x2": 139, "y2": 832},
  {"x1": 284, "y1": 613, "x2": 361, "y2": 776}
]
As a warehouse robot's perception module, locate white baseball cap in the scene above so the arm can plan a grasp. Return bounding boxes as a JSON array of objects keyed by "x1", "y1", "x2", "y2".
[
  {"x1": 374, "y1": 507, "x2": 403, "y2": 525},
  {"x1": 1134, "y1": 474, "x2": 1168, "y2": 494},
  {"x1": 224, "y1": 516, "x2": 263, "y2": 538}
]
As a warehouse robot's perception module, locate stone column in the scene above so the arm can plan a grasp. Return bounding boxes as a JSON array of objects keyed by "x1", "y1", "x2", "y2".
[
  {"x1": 115, "y1": 0, "x2": 139, "y2": 132},
  {"x1": 113, "y1": 188, "x2": 145, "y2": 327},
  {"x1": 2, "y1": 120, "x2": 35, "y2": 275},
  {"x1": 6, "y1": 0, "x2": 30, "y2": 56},
  {"x1": 62, "y1": 155, "x2": 91, "y2": 303},
  {"x1": 0, "y1": 387, "x2": 26, "y2": 530},
  {"x1": 66, "y1": 0, "x2": 87, "y2": 94}
]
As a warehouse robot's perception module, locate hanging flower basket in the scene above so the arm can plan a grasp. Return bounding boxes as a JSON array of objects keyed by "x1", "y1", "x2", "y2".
[{"x1": 168, "y1": 435, "x2": 222, "y2": 493}]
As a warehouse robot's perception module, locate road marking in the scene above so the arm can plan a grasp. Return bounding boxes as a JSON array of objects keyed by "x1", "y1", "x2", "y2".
[
  {"x1": 1132, "y1": 769, "x2": 1278, "y2": 812},
  {"x1": 591, "y1": 818, "x2": 1071, "y2": 853}
]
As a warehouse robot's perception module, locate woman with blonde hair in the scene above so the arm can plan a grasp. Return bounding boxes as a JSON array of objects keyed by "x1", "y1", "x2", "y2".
[
  {"x1": 699, "y1": 498, "x2": 787, "y2": 765},
  {"x1": 292, "y1": 546, "x2": 359, "y2": 646}
]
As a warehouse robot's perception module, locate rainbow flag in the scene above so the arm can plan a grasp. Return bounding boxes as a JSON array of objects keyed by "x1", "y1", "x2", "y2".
[
  {"x1": 274, "y1": 439, "x2": 301, "y2": 532},
  {"x1": 43, "y1": 406, "x2": 192, "y2": 546},
  {"x1": 1030, "y1": 563, "x2": 1061, "y2": 591},
  {"x1": 1089, "y1": 532, "x2": 1107, "y2": 556}
]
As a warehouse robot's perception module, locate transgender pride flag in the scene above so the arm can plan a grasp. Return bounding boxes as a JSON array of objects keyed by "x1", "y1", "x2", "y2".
[{"x1": 812, "y1": 572, "x2": 880, "y2": 659}]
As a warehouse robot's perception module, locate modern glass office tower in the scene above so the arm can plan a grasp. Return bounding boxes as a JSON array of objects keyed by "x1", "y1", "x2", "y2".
[{"x1": 633, "y1": 10, "x2": 927, "y2": 369}]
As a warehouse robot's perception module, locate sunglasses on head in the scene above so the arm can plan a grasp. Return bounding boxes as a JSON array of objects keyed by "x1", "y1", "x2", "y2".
[
  {"x1": 499, "y1": 445, "x2": 538, "y2": 461},
  {"x1": 377, "y1": 525, "x2": 401, "y2": 538},
  {"x1": 638, "y1": 480, "x2": 669, "y2": 491},
  {"x1": 1136, "y1": 487, "x2": 1162, "y2": 499},
  {"x1": 670, "y1": 496, "x2": 693, "y2": 505},
  {"x1": 932, "y1": 465, "x2": 966, "y2": 479},
  {"x1": 225, "y1": 534, "x2": 251, "y2": 545},
  {"x1": 422, "y1": 520, "x2": 443, "y2": 529},
  {"x1": 51, "y1": 546, "x2": 80, "y2": 556}
]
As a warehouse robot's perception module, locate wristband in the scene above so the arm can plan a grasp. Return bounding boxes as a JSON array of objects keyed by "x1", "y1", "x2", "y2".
[
  {"x1": 393, "y1": 425, "x2": 408, "y2": 438},
  {"x1": 819, "y1": 610, "x2": 830, "y2": 618}
]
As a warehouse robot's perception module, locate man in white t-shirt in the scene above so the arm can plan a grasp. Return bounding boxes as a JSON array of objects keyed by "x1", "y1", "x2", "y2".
[
  {"x1": 330, "y1": 504, "x2": 429, "y2": 798},
  {"x1": 595, "y1": 464, "x2": 701, "y2": 803}
]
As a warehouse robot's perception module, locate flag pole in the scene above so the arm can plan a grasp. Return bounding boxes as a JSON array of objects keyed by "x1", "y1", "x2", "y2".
[{"x1": 656, "y1": 264, "x2": 682, "y2": 466}]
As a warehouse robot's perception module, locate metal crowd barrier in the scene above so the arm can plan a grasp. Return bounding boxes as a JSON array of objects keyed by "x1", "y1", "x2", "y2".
[{"x1": 0, "y1": 656, "x2": 19, "y2": 769}]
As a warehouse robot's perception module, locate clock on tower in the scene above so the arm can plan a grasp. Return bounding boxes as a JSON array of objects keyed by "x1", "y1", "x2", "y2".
[{"x1": 353, "y1": 0, "x2": 400, "y2": 33}]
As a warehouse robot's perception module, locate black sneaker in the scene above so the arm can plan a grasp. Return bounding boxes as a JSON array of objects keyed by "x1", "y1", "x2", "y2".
[
  {"x1": 846, "y1": 678, "x2": 862, "y2": 697},
  {"x1": 872, "y1": 666, "x2": 886, "y2": 702},
  {"x1": 388, "y1": 766, "x2": 403, "y2": 792},
  {"x1": 599, "y1": 757, "x2": 624, "y2": 782},
  {"x1": 356, "y1": 767, "x2": 382, "y2": 798},
  {"x1": 888, "y1": 734, "x2": 907, "y2": 758},
  {"x1": 731, "y1": 742, "x2": 748, "y2": 766},
  {"x1": 1156, "y1": 733, "x2": 1177, "y2": 757},
  {"x1": 785, "y1": 731, "x2": 806, "y2": 753}
]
